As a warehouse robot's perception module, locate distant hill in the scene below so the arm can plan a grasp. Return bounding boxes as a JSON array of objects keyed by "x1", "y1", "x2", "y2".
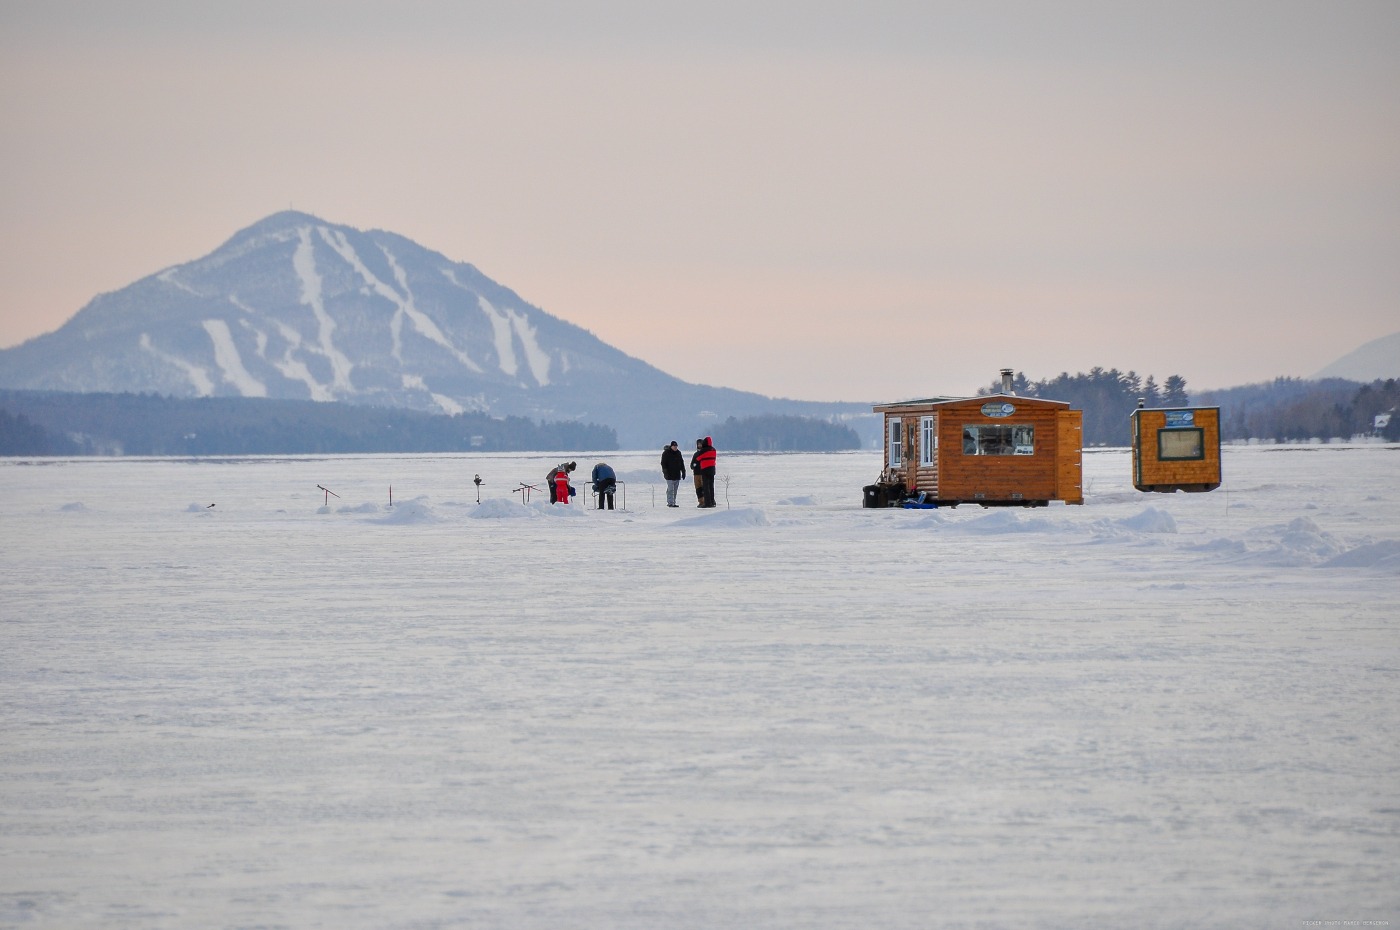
[
  {"x1": 1313, "y1": 331, "x2": 1400, "y2": 382},
  {"x1": 710, "y1": 414, "x2": 861, "y2": 452},
  {"x1": 0, "y1": 389, "x2": 616, "y2": 457},
  {"x1": 1195, "y1": 376, "x2": 1400, "y2": 442},
  {"x1": 0, "y1": 211, "x2": 875, "y2": 449}
]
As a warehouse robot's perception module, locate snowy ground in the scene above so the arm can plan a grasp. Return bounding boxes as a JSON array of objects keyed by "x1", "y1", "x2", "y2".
[{"x1": 2, "y1": 445, "x2": 1398, "y2": 929}]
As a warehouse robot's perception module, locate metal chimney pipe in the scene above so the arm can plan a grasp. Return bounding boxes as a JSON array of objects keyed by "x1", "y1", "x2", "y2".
[{"x1": 1000, "y1": 368, "x2": 1015, "y2": 395}]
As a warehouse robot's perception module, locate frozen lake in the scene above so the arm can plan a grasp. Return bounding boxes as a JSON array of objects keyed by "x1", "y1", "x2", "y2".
[{"x1": 2, "y1": 445, "x2": 1398, "y2": 928}]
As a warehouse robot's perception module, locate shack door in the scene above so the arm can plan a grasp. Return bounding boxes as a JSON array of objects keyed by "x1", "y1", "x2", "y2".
[
  {"x1": 885, "y1": 415, "x2": 910, "y2": 484},
  {"x1": 1055, "y1": 409, "x2": 1084, "y2": 504}
]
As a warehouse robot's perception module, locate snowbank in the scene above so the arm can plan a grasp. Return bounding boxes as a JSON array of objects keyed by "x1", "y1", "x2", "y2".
[
  {"x1": 1321, "y1": 539, "x2": 1400, "y2": 571},
  {"x1": 667, "y1": 506, "x2": 771, "y2": 528},
  {"x1": 530, "y1": 500, "x2": 588, "y2": 519},
  {"x1": 893, "y1": 511, "x2": 950, "y2": 530},
  {"x1": 1240, "y1": 516, "x2": 1346, "y2": 566},
  {"x1": 1190, "y1": 538, "x2": 1249, "y2": 557},
  {"x1": 1199, "y1": 516, "x2": 1350, "y2": 567},
  {"x1": 370, "y1": 498, "x2": 441, "y2": 525},
  {"x1": 464, "y1": 494, "x2": 587, "y2": 519},
  {"x1": 469, "y1": 497, "x2": 539, "y2": 519},
  {"x1": 1115, "y1": 506, "x2": 1178, "y2": 534},
  {"x1": 949, "y1": 510, "x2": 1066, "y2": 534},
  {"x1": 776, "y1": 495, "x2": 818, "y2": 506}
]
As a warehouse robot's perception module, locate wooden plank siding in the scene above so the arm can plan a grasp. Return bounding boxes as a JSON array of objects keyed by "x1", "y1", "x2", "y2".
[
  {"x1": 914, "y1": 414, "x2": 938, "y2": 498},
  {"x1": 901, "y1": 416, "x2": 918, "y2": 490},
  {"x1": 1056, "y1": 410, "x2": 1084, "y2": 504},
  {"x1": 935, "y1": 399, "x2": 1064, "y2": 504},
  {"x1": 877, "y1": 393, "x2": 1082, "y2": 505},
  {"x1": 886, "y1": 414, "x2": 939, "y2": 497},
  {"x1": 1131, "y1": 407, "x2": 1222, "y2": 492},
  {"x1": 914, "y1": 465, "x2": 938, "y2": 497}
]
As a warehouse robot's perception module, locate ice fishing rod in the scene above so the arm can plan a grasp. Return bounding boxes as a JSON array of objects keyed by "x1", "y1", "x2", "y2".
[{"x1": 317, "y1": 484, "x2": 341, "y2": 506}]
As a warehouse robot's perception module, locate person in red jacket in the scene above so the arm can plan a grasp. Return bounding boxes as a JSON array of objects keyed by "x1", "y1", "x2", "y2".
[
  {"x1": 553, "y1": 468, "x2": 573, "y2": 504},
  {"x1": 696, "y1": 436, "x2": 717, "y2": 508},
  {"x1": 546, "y1": 461, "x2": 576, "y2": 503}
]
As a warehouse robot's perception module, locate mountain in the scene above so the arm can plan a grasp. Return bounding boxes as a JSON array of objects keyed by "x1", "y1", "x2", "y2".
[
  {"x1": 1312, "y1": 331, "x2": 1400, "y2": 383},
  {"x1": 0, "y1": 211, "x2": 874, "y2": 448}
]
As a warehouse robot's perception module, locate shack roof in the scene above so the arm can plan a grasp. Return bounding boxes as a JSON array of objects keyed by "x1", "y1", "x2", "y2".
[
  {"x1": 873, "y1": 392, "x2": 1070, "y2": 414},
  {"x1": 1129, "y1": 405, "x2": 1221, "y2": 417},
  {"x1": 872, "y1": 395, "x2": 966, "y2": 412}
]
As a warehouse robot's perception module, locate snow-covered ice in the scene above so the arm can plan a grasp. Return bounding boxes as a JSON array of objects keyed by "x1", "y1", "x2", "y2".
[{"x1": 2, "y1": 445, "x2": 1397, "y2": 929}]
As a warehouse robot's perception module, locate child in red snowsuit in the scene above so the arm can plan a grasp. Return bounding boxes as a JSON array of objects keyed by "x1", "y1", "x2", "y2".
[
  {"x1": 553, "y1": 470, "x2": 572, "y2": 504},
  {"x1": 546, "y1": 461, "x2": 576, "y2": 503}
]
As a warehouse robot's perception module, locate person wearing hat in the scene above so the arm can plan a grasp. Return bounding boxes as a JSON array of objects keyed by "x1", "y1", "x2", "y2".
[
  {"x1": 696, "y1": 436, "x2": 718, "y2": 508},
  {"x1": 689, "y1": 440, "x2": 705, "y2": 506},
  {"x1": 660, "y1": 441, "x2": 686, "y2": 508},
  {"x1": 546, "y1": 461, "x2": 576, "y2": 504},
  {"x1": 553, "y1": 468, "x2": 574, "y2": 505}
]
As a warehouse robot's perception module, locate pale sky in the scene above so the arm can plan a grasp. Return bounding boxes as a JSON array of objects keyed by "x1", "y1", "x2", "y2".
[{"x1": 2, "y1": 1, "x2": 1397, "y2": 401}]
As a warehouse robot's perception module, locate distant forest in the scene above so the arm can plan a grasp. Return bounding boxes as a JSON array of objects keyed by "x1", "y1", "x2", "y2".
[
  {"x1": 4, "y1": 374, "x2": 1398, "y2": 457},
  {"x1": 710, "y1": 414, "x2": 861, "y2": 452},
  {"x1": 0, "y1": 392, "x2": 863, "y2": 457},
  {"x1": 1196, "y1": 377, "x2": 1400, "y2": 443},
  {"x1": 0, "y1": 391, "x2": 617, "y2": 456},
  {"x1": 985, "y1": 370, "x2": 1400, "y2": 446}
]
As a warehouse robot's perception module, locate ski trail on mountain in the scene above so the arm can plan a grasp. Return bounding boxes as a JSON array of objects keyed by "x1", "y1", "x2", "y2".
[
  {"x1": 201, "y1": 319, "x2": 266, "y2": 397},
  {"x1": 139, "y1": 333, "x2": 214, "y2": 395},
  {"x1": 476, "y1": 293, "x2": 552, "y2": 387},
  {"x1": 317, "y1": 227, "x2": 481, "y2": 373},
  {"x1": 293, "y1": 227, "x2": 355, "y2": 393}
]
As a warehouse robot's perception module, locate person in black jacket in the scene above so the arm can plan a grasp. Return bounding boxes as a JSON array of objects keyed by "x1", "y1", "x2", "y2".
[
  {"x1": 689, "y1": 439, "x2": 705, "y2": 506},
  {"x1": 660, "y1": 441, "x2": 686, "y2": 508}
]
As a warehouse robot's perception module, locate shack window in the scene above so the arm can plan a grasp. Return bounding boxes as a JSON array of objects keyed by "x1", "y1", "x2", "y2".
[
  {"x1": 962, "y1": 424, "x2": 1034, "y2": 455},
  {"x1": 1158, "y1": 427, "x2": 1204, "y2": 461},
  {"x1": 888, "y1": 418, "x2": 902, "y2": 467},
  {"x1": 920, "y1": 416, "x2": 936, "y2": 466}
]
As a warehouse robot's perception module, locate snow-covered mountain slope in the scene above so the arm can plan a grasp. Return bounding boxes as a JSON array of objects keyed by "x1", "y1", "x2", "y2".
[
  {"x1": 0, "y1": 212, "x2": 871, "y2": 447},
  {"x1": 1313, "y1": 330, "x2": 1400, "y2": 382}
]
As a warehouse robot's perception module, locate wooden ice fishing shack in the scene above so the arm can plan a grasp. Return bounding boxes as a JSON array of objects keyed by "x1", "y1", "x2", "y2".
[
  {"x1": 1130, "y1": 405, "x2": 1221, "y2": 493},
  {"x1": 869, "y1": 370, "x2": 1083, "y2": 507}
]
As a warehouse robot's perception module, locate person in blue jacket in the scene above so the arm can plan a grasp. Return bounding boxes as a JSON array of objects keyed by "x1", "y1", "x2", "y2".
[{"x1": 591, "y1": 461, "x2": 617, "y2": 510}]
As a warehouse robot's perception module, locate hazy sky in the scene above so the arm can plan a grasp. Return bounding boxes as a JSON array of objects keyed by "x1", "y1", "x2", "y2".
[{"x1": 2, "y1": 1, "x2": 1397, "y2": 401}]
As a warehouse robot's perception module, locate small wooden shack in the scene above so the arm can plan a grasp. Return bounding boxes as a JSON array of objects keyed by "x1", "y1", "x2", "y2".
[
  {"x1": 871, "y1": 370, "x2": 1083, "y2": 507},
  {"x1": 1130, "y1": 405, "x2": 1222, "y2": 493}
]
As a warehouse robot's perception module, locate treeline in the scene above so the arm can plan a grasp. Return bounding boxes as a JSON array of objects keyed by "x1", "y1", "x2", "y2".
[
  {"x1": 0, "y1": 391, "x2": 617, "y2": 456},
  {"x1": 1196, "y1": 377, "x2": 1400, "y2": 442},
  {"x1": 709, "y1": 414, "x2": 862, "y2": 452},
  {"x1": 985, "y1": 369, "x2": 1400, "y2": 445},
  {"x1": 985, "y1": 369, "x2": 1190, "y2": 446},
  {"x1": 0, "y1": 408, "x2": 80, "y2": 455}
]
